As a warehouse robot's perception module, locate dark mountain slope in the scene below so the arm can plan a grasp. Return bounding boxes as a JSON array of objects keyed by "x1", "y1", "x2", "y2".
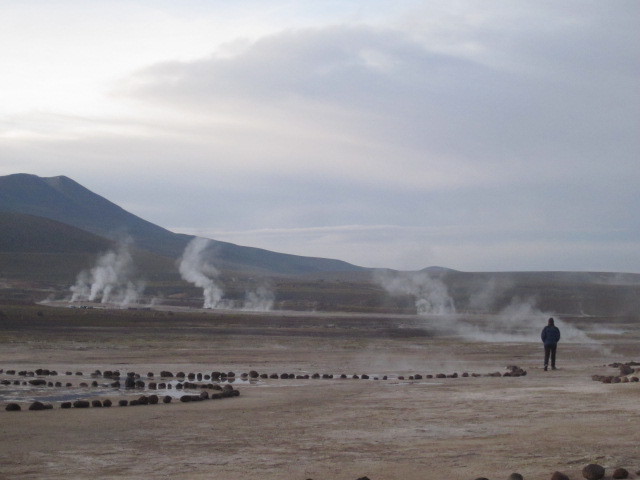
[
  {"x1": 0, "y1": 173, "x2": 365, "y2": 274},
  {"x1": 0, "y1": 173, "x2": 192, "y2": 257}
]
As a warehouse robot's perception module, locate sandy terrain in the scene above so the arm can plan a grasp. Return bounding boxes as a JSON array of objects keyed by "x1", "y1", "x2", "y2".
[{"x1": 0, "y1": 307, "x2": 639, "y2": 480}]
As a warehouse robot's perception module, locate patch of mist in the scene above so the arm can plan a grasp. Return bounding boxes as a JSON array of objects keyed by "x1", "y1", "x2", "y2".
[
  {"x1": 178, "y1": 237, "x2": 224, "y2": 309},
  {"x1": 243, "y1": 284, "x2": 275, "y2": 312},
  {"x1": 69, "y1": 238, "x2": 145, "y2": 306},
  {"x1": 374, "y1": 270, "x2": 456, "y2": 315}
]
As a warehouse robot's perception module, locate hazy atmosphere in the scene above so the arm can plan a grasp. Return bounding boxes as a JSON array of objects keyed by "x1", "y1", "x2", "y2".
[{"x1": 1, "y1": 1, "x2": 638, "y2": 272}]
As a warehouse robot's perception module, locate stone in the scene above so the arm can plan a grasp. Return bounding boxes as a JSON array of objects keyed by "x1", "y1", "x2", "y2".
[
  {"x1": 612, "y1": 467, "x2": 629, "y2": 479},
  {"x1": 249, "y1": 370, "x2": 259, "y2": 378},
  {"x1": 619, "y1": 364, "x2": 634, "y2": 376},
  {"x1": 148, "y1": 395, "x2": 159, "y2": 405},
  {"x1": 91, "y1": 400, "x2": 102, "y2": 407},
  {"x1": 551, "y1": 473, "x2": 570, "y2": 480},
  {"x1": 582, "y1": 463, "x2": 605, "y2": 480},
  {"x1": 73, "y1": 400, "x2": 90, "y2": 408},
  {"x1": 60, "y1": 402, "x2": 72, "y2": 409},
  {"x1": 508, "y1": 474, "x2": 524, "y2": 480},
  {"x1": 162, "y1": 395, "x2": 172, "y2": 403},
  {"x1": 102, "y1": 399, "x2": 112, "y2": 407},
  {"x1": 118, "y1": 400, "x2": 128, "y2": 407},
  {"x1": 5, "y1": 403, "x2": 21, "y2": 411},
  {"x1": 29, "y1": 401, "x2": 46, "y2": 411}
]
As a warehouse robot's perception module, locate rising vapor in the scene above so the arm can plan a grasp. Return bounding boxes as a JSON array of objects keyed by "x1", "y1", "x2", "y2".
[
  {"x1": 70, "y1": 238, "x2": 145, "y2": 306},
  {"x1": 178, "y1": 237, "x2": 224, "y2": 309}
]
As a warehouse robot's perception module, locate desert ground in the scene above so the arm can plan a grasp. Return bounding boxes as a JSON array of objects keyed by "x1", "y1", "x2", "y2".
[{"x1": 0, "y1": 304, "x2": 638, "y2": 480}]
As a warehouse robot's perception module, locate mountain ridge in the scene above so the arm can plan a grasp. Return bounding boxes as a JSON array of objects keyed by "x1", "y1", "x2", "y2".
[{"x1": 0, "y1": 173, "x2": 366, "y2": 275}]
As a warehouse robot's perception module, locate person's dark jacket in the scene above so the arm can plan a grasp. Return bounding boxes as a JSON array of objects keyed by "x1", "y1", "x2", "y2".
[{"x1": 541, "y1": 325, "x2": 561, "y2": 346}]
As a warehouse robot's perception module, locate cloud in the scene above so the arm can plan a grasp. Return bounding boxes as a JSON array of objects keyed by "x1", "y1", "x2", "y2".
[{"x1": 1, "y1": 1, "x2": 638, "y2": 271}]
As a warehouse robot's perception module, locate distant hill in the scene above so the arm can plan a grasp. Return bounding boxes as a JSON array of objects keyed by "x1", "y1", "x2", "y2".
[{"x1": 0, "y1": 173, "x2": 365, "y2": 275}]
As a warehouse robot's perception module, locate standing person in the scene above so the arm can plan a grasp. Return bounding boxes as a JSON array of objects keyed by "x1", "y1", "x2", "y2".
[{"x1": 541, "y1": 317, "x2": 561, "y2": 371}]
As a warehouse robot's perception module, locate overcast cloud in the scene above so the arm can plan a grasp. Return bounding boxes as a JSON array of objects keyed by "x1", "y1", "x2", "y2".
[{"x1": 1, "y1": 1, "x2": 638, "y2": 272}]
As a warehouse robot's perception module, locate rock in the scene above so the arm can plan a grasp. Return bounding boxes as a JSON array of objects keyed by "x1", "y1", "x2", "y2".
[
  {"x1": 474, "y1": 477, "x2": 489, "y2": 480},
  {"x1": 160, "y1": 371, "x2": 173, "y2": 378},
  {"x1": 137, "y1": 395, "x2": 149, "y2": 405},
  {"x1": 102, "y1": 399, "x2": 112, "y2": 407},
  {"x1": 5, "y1": 403, "x2": 21, "y2": 411},
  {"x1": 582, "y1": 463, "x2": 605, "y2": 480},
  {"x1": 551, "y1": 473, "x2": 570, "y2": 480},
  {"x1": 124, "y1": 377, "x2": 136, "y2": 388},
  {"x1": 249, "y1": 370, "x2": 259, "y2": 378},
  {"x1": 508, "y1": 474, "x2": 524, "y2": 480},
  {"x1": 148, "y1": 395, "x2": 159, "y2": 405},
  {"x1": 619, "y1": 365, "x2": 634, "y2": 376},
  {"x1": 73, "y1": 400, "x2": 90, "y2": 408},
  {"x1": 118, "y1": 400, "x2": 128, "y2": 407},
  {"x1": 163, "y1": 395, "x2": 172, "y2": 403},
  {"x1": 60, "y1": 402, "x2": 72, "y2": 409},
  {"x1": 27, "y1": 401, "x2": 47, "y2": 410},
  {"x1": 612, "y1": 467, "x2": 629, "y2": 479},
  {"x1": 91, "y1": 400, "x2": 103, "y2": 407}
]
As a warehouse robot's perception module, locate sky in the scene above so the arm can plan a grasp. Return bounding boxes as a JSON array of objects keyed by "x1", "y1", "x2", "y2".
[{"x1": 1, "y1": 1, "x2": 639, "y2": 272}]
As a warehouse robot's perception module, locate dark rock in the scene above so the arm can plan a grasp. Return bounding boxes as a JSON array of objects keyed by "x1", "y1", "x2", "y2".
[
  {"x1": 137, "y1": 395, "x2": 149, "y2": 405},
  {"x1": 102, "y1": 399, "x2": 112, "y2": 407},
  {"x1": 619, "y1": 365, "x2": 634, "y2": 376},
  {"x1": 160, "y1": 371, "x2": 174, "y2": 378},
  {"x1": 551, "y1": 473, "x2": 570, "y2": 480},
  {"x1": 91, "y1": 400, "x2": 102, "y2": 407},
  {"x1": 176, "y1": 372, "x2": 185, "y2": 378},
  {"x1": 29, "y1": 401, "x2": 47, "y2": 411},
  {"x1": 612, "y1": 467, "x2": 629, "y2": 479},
  {"x1": 147, "y1": 372, "x2": 154, "y2": 378},
  {"x1": 135, "y1": 380, "x2": 145, "y2": 389},
  {"x1": 79, "y1": 382, "x2": 88, "y2": 387},
  {"x1": 162, "y1": 395, "x2": 172, "y2": 404},
  {"x1": 508, "y1": 474, "x2": 524, "y2": 480},
  {"x1": 118, "y1": 400, "x2": 128, "y2": 406},
  {"x1": 187, "y1": 373, "x2": 195, "y2": 380},
  {"x1": 73, "y1": 400, "x2": 90, "y2": 408},
  {"x1": 148, "y1": 382, "x2": 157, "y2": 390},
  {"x1": 436, "y1": 373, "x2": 446, "y2": 378},
  {"x1": 60, "y1": 402, "x2": 72, "y2": 409},
  {"x1": 582, "y1": 463, "x2": 605, "y2": 480},
  {"x1": 5, "y1": 403, "x2": 21, "y2": 411},
  {"x1": 148, "y1": 395, "x2": 159, "y2": 405},
  {"x1": 124, "y1": 377, "x2": 136, "y2": 388},
  {"x1": 91, "y1": 381, "x2": 99, "y2": 387},
  {"x1": 473, "y1": 477, "x2": 489, "y2": 480},
  {"x1": 28, "y1": 379, "x2": 46, "y2": 386},
  {"x1": 249, "y1": 370, "x2": 259, "y2": 378}
]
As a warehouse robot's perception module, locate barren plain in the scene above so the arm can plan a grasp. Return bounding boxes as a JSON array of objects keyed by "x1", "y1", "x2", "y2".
[{"x1": 0, "y1": 304, "x2": 639, "y2": 480}]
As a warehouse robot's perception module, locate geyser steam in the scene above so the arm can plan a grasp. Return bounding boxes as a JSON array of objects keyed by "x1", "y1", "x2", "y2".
[
  {"x1": 178, "y1": 237, "x2": 224, "y2": 309},
  {"x1": 70, "y1": 238, "x2": 144, "y2": 305},
  {"x1": 375, "y1": 270, "x2": 456, "y2": 315}
]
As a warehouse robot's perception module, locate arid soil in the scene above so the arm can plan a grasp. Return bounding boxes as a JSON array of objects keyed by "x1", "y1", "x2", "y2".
[{"x1": 0, "y1": 306, "x2": 639, "y2": 480}]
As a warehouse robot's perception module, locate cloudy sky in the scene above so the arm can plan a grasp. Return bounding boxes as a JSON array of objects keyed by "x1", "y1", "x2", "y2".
[{"x1": 1, "y1": 1, "x2": 639, "y2": 272}]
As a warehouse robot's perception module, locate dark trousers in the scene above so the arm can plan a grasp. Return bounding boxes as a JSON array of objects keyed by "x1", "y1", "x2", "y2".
[{"x1": 544, "y1": 344, "x2": 557, "y2": 367}]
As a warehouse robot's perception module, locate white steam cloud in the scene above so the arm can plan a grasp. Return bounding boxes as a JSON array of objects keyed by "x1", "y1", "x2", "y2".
[
  {"x1": 178, "y1": 237, "x2": 224, "y2": 309},
  {"x1": 243, "y1": 285, "x2": 275, "y2": 311},
  {"x1": 70, "y1": 239, "x2": 145, "y2": 306},
  {"x1": 375, "y1": 270, "x2": 456, "y2": 315}
]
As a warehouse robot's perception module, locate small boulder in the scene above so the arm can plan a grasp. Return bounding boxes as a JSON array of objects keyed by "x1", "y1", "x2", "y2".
[
  {"x1": 612, "y1": 467, "x2": 629, "y2": 479},
  {"x1": 551, "y1": 473, "x2": 570, "y2": 480},
  {"x1": 5, "y1": 403, "x2": 21, "y2": 411},
  {"x1": 582, "y1": 464, "x2": 605, "y2": 480},
  {"x1": 508, "y1": 474, "x2": 524, "y2": 480},
  {"x1": 73, "y1": 400, "x2": 90, "y2": 408}
]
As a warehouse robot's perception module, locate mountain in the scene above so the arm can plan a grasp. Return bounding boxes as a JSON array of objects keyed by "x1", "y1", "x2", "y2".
[{"x1": 0, "y1": 173, "x2": 365, "y2": 275}]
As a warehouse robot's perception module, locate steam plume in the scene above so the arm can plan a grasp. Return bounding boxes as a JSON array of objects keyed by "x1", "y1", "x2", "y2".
[
  {"x1": 243, "y1": 285, "x2": 275, "y2": 311},
  {"x1": 375, "y1": 270, "x2": 456, "y2": 315},
  {"x1": 70, "y1": 238, "x2": 144, "y2": 306},
  {"x1": 178, "y1": 237, "x2": 224, "y2": 309}
]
